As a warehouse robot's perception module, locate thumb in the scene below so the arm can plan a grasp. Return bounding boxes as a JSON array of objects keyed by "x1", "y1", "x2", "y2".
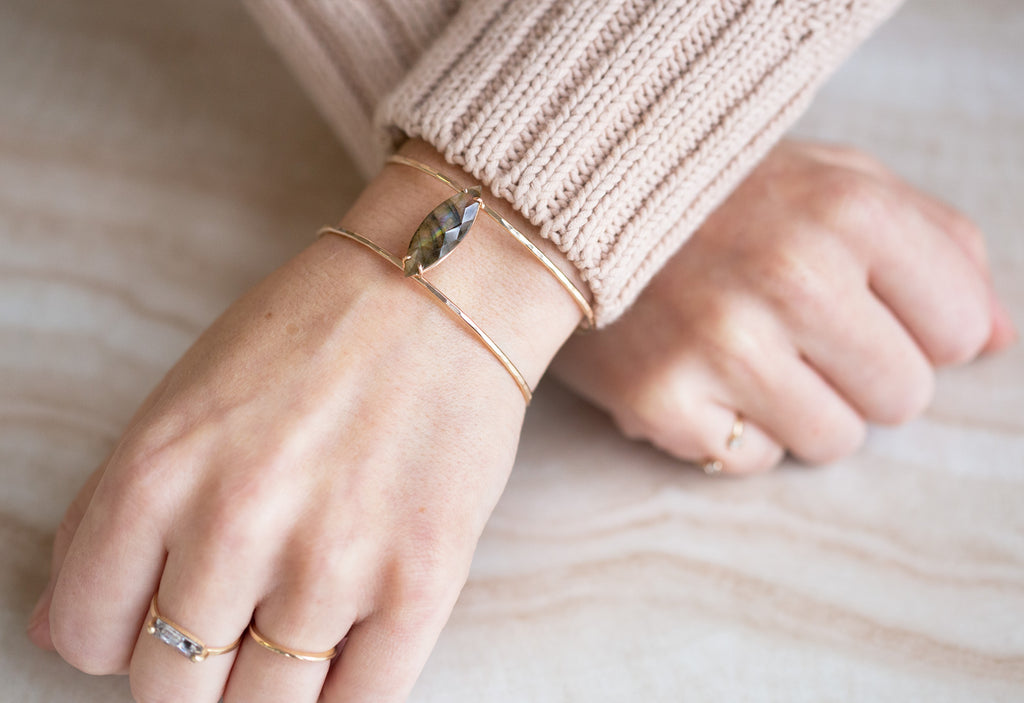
[{"x1": 899, "y1": 188, "x2": 1017, "y2": 354}]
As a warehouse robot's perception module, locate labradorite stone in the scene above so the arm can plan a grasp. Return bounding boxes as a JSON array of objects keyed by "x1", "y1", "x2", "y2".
[{"x1": 403, "y1": 187, "x2": 482, "y2": 276}]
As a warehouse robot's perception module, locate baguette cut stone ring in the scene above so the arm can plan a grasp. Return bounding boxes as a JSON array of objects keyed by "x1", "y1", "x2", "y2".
[{"x1": 145, "y1": 596, "x2": 241, "y2": 662}]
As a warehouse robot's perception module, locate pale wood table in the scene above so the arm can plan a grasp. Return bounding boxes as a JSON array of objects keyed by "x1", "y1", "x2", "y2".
[{"x1": 2, "y1": 1, "x2": 1021, "y2": 701}]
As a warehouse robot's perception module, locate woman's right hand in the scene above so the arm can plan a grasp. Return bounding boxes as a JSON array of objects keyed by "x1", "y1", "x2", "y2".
[{"x1": 552, "y1": 140, "x2": 1017, "y2": 474}]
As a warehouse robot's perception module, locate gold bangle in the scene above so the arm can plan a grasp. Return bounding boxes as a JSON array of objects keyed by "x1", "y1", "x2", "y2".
[
  {"x1": 317, "y1": 226, "x2": 533, "y2": 404},
  {"x1": 387, "y1": 154, "x2": 596, "y2": 330}
]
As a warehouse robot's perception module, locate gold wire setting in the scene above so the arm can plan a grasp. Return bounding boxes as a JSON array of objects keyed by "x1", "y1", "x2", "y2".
[
  {"x1": 387, "y1": 154, "x2": 595, "y2": 330},
  {"x1": 317, "y1": 226, "x2": 533, "y2": 404}
]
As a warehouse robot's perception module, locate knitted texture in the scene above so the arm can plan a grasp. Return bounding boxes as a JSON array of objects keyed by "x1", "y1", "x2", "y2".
[{"x1": 246, "y1": 0, "x2": 902, "y2": 326}]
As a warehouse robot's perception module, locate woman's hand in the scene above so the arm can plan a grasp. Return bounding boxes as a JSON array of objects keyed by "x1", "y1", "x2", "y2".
[
  {"x1": 26, "y1": 140, "x2": 583, "y2": 702},
  {"x1": 552, "y1": 140, "x2": 1016, "y2": 474}
]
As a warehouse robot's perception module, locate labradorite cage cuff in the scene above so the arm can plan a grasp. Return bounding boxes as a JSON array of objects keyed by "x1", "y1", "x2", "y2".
[{"x1": 387, "y1": 154, "x2": 596, "y2": 330}]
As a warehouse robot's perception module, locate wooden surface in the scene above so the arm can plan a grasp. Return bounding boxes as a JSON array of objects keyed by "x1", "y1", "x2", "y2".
[{"x1": 2, "y1": 0, "x2": 1022, "y2": 701}]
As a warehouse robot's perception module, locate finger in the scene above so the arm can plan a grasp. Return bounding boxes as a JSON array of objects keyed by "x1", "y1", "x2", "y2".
[
  {"x1": 983, "y1": 295, "x2": 1018, "y2": 353},
  {"x1": 651, "y1": 395, "x2": 784, "y2": 475},
  {"x1": 793, "y1": 284, "x2": 935, "y2": 426},
  {"x1": 223, "y1": 559, "x2": 357, "y2": 703},
  {"x1": 27, "y1": 462, "x2": 107, "y2": 649},
  {"x1": 688, "y1": 298, "x2": 866, "y2": 465},
  {"x1": 128, "y1": 524, "x2": 268, "y2": 702},
  {"x1": 861, "y1": 181, "x2": 995, "y2": 366},
  {"x1": 320, "y1": 596, "x2": 456, "y2": 703},
  {"x1": 898, "y1": 187, "x2": 1017, "y2": 353},
  {"x1": 708, "y1": 342, "x2": 867, "y2": 466},
  {"x1": 811, "y1": 147, "x2": 1011, "y2": 358},
  {"x1": 47, "y1": 460, "x2": 171, "y2": 674},
  {"x1": 43, "y1": 377, "x2": 179, "y2": 669}
]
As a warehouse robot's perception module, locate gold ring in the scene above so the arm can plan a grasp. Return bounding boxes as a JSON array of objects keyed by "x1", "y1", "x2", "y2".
[
  {"x1": 726, "y1": 413, "x2": 745, "y2": 450},
  {"x1": 145, "y1": 596, "x2": 241, "y2": 662},
  {"x1": 247, "y1": 624, "x2": 341, "y2": 662},
  {"x1": 701, "y1": 457, "x2": 724, "y2": 475}
]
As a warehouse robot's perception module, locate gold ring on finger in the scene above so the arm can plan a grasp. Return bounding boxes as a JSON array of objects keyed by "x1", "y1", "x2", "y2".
[
  {"x1": 726, "y1": 413, "x2": 745, "y2": 450},
  {"x1": 145, "y1": 596, "x2": 242, "y2": 662},
  {"x1": 247, "y1": 623, "x2": 342, "y2": 662}
]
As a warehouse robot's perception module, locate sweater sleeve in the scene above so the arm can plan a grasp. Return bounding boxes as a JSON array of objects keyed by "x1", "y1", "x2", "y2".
[{"x1": 245, "y1": 0, "x2": 902, "y2": 326}]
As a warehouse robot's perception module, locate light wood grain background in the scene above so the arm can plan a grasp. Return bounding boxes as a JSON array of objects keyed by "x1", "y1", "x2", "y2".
[{"x1": 1, "y1": 1, "x2": 1021, "y2": 701}]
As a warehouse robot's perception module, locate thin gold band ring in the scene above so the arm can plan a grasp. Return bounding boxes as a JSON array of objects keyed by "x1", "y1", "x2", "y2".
[
  {"x1": 247, "y1": 624, "x2": 341, "y2": 662},
  {"x1": 727, "y1": 413, "x2": 745, "y2": 450}
]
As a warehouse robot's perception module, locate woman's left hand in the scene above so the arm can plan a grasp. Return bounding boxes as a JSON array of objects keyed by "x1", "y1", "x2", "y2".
[{"x1": 552, "y1": 140, "x2": 1016, "y2": 474}]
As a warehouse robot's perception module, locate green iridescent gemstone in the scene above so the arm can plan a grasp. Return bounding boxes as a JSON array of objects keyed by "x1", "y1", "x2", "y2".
[{"x1": 403, "y1": 187, "x2": 482, "y2": 276}]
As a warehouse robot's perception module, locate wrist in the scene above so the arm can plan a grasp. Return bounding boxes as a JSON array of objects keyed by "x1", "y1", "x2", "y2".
[{"x1": 311, "y1": 139, "x2": 587, "y2": 395}]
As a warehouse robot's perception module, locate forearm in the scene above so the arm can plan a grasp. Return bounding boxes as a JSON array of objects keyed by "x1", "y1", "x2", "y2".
[{"x1": 248, "y1": 0, "x2": 905, "y2": 326}]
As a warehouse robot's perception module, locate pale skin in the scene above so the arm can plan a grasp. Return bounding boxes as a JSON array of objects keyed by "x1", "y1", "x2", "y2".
[
  {"x1": 26, "y1": 138, "x2": 1014, "y2": 702},
  {"x1": 553, "y1": 140, "x2": 1017, "y2": 472}
]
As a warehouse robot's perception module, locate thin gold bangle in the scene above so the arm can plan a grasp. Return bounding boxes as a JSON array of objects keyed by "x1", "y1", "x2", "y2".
[
  {"x1": 387, "y1": 154, "x2": 596, "y2": 330},
  {"x1": 317, "y1": 226, "x2": 533, "y2": 404}
]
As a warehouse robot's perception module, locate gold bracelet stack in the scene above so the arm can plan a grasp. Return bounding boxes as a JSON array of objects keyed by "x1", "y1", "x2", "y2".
[
  {"x1": 386, "y1": 155, "x2": 595, "y2": 330},
  {"x1": 318, "y1": 155, "x2": 595, "y2": 405}
]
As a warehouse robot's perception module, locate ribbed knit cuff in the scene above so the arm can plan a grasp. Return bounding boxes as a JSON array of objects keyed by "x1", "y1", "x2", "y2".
[{"x1": 377, "y1": 0, "x2": 902, "y2": 326}]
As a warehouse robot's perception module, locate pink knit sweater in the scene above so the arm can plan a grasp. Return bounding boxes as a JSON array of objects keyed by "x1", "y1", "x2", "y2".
[{"x1": 245, "y1": 0, "x2": 902, "y2": 326}]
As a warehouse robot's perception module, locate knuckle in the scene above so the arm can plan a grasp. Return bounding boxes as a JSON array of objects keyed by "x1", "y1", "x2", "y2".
[
  {"x1": 617, "y1": 370, "x2": 698, "y2": 450},
  {"x1": 930, "y1": 325, "x2": 988, "y2": 367},
  {"x1": 98, "y1": 443, "x2": 178, "y2": 522},
  {"x1": 801, "y1": 417, "x2": 867, "y2": 465},
  {"x1": 705, "y1": 313, "x2": 773, "y2": 394},
  {"x1": 49, "y1": 612, "x2": 128, "y2": 676},
  {"x1": 198, "y1": 494, "x2": 272, "y2": 560},
  {"x1": 809, "y1": 169, "x2": 890, "y2": 232},
  {"x1": 814, "y1": 142, "x2": 884, "y2": 170},
  {"x1": 385, "y1": 556, "x2": 459, "y2": 626},
  {"x1": 735, "y1": 443, "x2": 785, "y2": 475},
  {"x1": 873, "y1": 365, "x2": 935, "y2": 425},
  {"x1": 289, "y1": 542, "x2": 353, "y2": 597},
  {"x1": 928, "y1": 299, "x2": 991, "y2": 367},
  {"x1": 758, "y1": 247, "x2": 834, "y2": 331}
]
